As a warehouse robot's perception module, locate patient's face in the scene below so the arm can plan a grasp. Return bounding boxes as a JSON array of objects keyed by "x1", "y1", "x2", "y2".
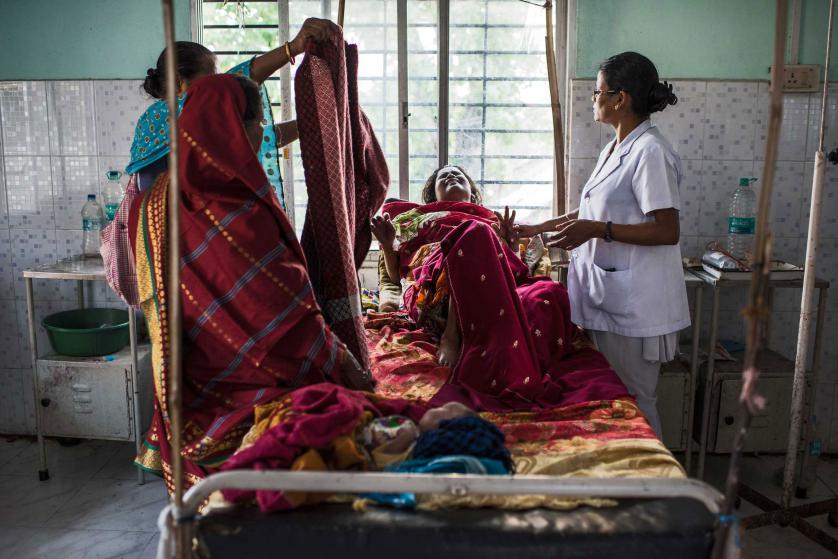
[{"x1": 434, "y1": 166, "x2": 472, "y2": 203}]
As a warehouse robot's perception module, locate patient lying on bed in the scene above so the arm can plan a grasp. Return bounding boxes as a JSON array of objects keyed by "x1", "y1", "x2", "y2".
[{"x1": 370, "y1": 165, "x2": 623, "y2": 412}]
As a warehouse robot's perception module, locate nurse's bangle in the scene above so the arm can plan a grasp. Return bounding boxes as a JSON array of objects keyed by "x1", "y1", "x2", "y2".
[{"x1": 603, "y1": 221, "x2": 614, "y2": 243}]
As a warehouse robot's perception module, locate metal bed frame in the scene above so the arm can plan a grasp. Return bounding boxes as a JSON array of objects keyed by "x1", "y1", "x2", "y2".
[{"x1": 156, "y1": 471, "x2": 728, "y2": 558}]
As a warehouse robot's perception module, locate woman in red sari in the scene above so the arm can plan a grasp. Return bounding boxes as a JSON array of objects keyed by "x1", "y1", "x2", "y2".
[
  {"x1": 371, "y1": 166, "x2": 627, "y2": 412},
  {"x1": 130, "y1": 74, "x2": 371, "y2": 492}
]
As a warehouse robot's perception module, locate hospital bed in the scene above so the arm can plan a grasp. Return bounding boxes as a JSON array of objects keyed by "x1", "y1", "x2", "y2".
[{"x1": 157, "y1": 316, "x2": 725, "y2": 558}]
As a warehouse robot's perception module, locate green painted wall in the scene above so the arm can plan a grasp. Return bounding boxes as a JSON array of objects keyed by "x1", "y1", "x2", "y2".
[
  {"x1": 799, "y1": 0, "x2": 838, "y2": 79},
  {"x1": 576, "y1": 0, "x2": 838, "y2": 80},
  {"x1": 0, "y1": 0, "x2": 192, "y2": 80}
]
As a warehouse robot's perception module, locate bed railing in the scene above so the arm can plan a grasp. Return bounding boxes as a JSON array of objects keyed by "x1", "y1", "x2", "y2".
[{"x1": 156, "y1": 471, "x2": 729, "y2": 559}]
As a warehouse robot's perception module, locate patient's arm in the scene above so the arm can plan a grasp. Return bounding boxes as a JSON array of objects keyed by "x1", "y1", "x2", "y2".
[
  {"x1": 492, "y1": 206, "x2": 516, "y2": 247},
  {"x1": 371, "y1": 214, "x2": 400, "y2": 283},
  {"x1": 377, "y1": 252, "x2": 401, "y2": 312}
]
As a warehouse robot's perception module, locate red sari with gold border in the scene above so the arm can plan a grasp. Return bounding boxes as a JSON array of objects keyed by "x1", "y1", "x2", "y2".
[
  {"x1": 130, "y1": 75, "x2": 360, "y2": 493},
  {"x1": 383, "y1": 200, "x2": 630, "y2": 412}
]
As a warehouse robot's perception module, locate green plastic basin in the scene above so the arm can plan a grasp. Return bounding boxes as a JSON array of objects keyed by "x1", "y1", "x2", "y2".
[{"x1": 42, "y1": 308, "x2": 130, "y2": 357}]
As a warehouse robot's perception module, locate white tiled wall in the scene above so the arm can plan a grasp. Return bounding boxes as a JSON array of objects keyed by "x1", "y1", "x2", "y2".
[
  {"x1": 569, "y1": 79, "x2": 838, "y2": 451},
  {"x1": 0, "y1": 80, "x2": 150, "y2": 434}
]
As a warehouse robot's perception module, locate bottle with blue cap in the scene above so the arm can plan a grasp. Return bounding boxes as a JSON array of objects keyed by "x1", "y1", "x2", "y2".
[
  {"x1": 726, "y1": 177, "x2": 757, "y2": 261},
  {"x1": 81, "y1": 194, "x2": 104, "y2": 258},
  {"x1": 103, "y1": 169, "x2": 126, "y2": 221}
]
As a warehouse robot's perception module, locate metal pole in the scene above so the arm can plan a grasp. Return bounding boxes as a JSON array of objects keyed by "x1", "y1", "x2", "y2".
[
  {"x1": 543, "y1": 1, "x2": 566, "y2": 217},
  {"x1": 128, "y1": 310, "x2": 145, "y2": 485},
  {"x1": 712, "y1": 1, "x2": 788, "y2": 555},
  {"x1": 563, "y1": 0, "x2": 575, "y2": 166},
  {"x1": 397, "y1": 0, "x2": 409, "y2": 200},
  {"x1": 796, "y1": 286, "x2": 830, "y2": 497},
  {"x1": 685, "y1": 282, "x2": 704, "y2": 476},
  {"x1": 278, "y1": 0, "x2": 295, "y2": 229},
  {"x1": 337, "y1": 0, "x2": 345, "y2": 27},
  {"x1": 783, "y1": 0, "x2": 834, "y2": 510},
  {"x1": 698, "y1": 285, "x2": 720, "y2": 479},
  {"x1": 26, "y1": 277, "x2": 49, "y2": 481},
  {"x1": 179, "y1": 471, "x2": 724, "y2": 519},
  {"x1": 159, "y1": 0, "x2": 186, "y2": 556},
  {"x1": 437, "y1": 0, "x2": 450, "y2": 167},
  {"x1": 790, "y1": 0, "x2": 802, "y2": 64}
]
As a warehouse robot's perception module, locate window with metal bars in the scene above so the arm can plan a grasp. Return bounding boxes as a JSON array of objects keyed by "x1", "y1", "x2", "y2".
[{"x1": 200, "y1": 0, "x2": 555, "y2": 232}]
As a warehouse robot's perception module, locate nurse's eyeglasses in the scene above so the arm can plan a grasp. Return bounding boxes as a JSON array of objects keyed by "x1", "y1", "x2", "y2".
[{"x1": 592, "y1": 89, "x2": 620, "y2": 101}]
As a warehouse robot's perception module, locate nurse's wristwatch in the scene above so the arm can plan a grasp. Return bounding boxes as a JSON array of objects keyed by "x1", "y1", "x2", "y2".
[{"x1": 603, "y1": 221, "x2": 613, "y2": 243}]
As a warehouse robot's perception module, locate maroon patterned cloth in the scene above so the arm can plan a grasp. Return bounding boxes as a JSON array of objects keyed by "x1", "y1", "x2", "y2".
[{"x1": 295, "y1": 35, "x2": 389, "y2": 369}]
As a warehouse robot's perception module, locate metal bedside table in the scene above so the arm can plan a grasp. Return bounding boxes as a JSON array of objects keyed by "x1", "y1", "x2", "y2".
[{"x1": 23, "y1": 256, "x2": 148, "y2": 484}]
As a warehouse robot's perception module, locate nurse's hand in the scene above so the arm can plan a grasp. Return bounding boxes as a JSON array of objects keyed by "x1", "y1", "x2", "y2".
[
  {"x1": 548, "y1": 219, "x2": 603, "y2": 250},
  {"x1": 513, "y1": 223, "x2": 538, "y2": 239}
]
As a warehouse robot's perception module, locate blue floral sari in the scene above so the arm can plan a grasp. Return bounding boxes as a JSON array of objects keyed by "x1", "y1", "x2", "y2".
[{"x1": 125, "y1": 58, "x2": 285, "y2": 209}]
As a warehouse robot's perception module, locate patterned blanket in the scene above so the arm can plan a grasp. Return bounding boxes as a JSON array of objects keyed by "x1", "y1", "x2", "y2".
[
  {"x1": 295, "y1": 34, "x2": 389, "y2": 370},
  {"x1": 364, "y1": 312, "x2": 685, "y2": 509}
]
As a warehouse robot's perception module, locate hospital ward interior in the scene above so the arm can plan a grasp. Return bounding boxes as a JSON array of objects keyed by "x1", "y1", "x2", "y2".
[{"x1": 2, "y1": 0, "x2": 838, "y2": 557}]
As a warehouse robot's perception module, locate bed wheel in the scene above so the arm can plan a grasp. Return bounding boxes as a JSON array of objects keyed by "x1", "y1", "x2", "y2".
[
  {"x1": 828, "y1": 511, "x2": 838, "y2": 528},
  {"x1": 778, "y1": 511, "x2": 791, "y2": 527},
  {"x1": 734, "y1": 496, "x2": 742, "y2": 509}
]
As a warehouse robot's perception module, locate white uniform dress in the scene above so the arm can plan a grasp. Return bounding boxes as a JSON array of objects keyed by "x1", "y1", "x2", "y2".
[{"x1": 567, "y1": 120, "x2": 690, "y2": 437}]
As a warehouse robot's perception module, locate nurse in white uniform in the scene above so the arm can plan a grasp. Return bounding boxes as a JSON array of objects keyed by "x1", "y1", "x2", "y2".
[{"x1": 516, "y1": 52, "x2": 689, "y2": 436}]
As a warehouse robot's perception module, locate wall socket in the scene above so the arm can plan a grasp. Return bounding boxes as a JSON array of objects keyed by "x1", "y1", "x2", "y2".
[{"x1": 769, "y1": 64, "x2": 821, "y2": 92}]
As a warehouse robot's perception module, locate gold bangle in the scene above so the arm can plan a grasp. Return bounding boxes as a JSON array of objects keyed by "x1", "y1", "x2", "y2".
[{"x1": 284, "y1": 41, "x2": 296, "y2": 65}]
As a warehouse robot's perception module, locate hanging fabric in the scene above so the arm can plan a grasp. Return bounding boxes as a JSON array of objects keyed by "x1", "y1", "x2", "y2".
[{"x1": 295, "y1": 32, "x2": 390, "y2": 369}]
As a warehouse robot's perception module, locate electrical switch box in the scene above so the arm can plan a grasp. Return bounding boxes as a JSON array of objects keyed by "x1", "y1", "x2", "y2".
[{"x1": 770, "y1": 64, "x2": 820, "y2": 92}]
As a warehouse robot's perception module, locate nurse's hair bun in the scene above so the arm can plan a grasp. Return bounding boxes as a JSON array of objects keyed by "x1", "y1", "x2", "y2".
[
  {"x1": 143, "y1": 68, "x2": 163, "y2": 99},
  {"x1": 648, "y1": 81, "x2": 678, "y2": 113}
]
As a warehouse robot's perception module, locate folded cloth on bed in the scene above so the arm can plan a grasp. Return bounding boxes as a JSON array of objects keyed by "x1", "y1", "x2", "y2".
[
  {"x1": 296, "y1": 32, "x2": 389, "y2": 369},
  {"x1": 361, "y1": 288, "x2": 380, "y2": 312},
  {"x1": 221, "y1": 383, "x2": 427, "y2": 512},
  {"x1": 413, "y1": 416, "x2": 513, "y2": 473},
  {"x1": 363, "y1": 456, "x2": 509, "y2": 509}
]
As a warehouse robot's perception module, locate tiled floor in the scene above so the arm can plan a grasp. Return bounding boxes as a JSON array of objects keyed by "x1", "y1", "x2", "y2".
[
  {"x1": 1, "y1": 437, "x2": 838, "y2": 558},
  {"x1": 698, "y1": 453, "x2": 838, "y2": 559},
  {"x1": 0, "y1": 437, "x2": 164, "y2": 559}
]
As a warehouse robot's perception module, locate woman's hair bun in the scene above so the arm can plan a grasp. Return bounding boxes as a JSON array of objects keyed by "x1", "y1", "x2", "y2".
[
  {"x1": 648, "y1": 80, "x2": 678, "y2": 113},
  {"x1": 143, "y1": 67, "x2": 164, "y2": 99}
]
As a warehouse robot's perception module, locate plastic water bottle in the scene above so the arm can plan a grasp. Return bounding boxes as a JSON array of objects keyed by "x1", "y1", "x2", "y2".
[
  {"x1": 103, "y1": 170, "x2": 125, "y2": 221},
  {"x1": 726, "y1": 177, "x2": 757, "y2": 261},
  {"x1": 81, "y1": 194, "x2": 104, "y2": 258}
]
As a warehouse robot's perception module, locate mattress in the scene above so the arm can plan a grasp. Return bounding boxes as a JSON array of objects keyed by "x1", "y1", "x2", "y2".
[{"x1": 196, "y1": 498, "x2": 715, "y2": 559}]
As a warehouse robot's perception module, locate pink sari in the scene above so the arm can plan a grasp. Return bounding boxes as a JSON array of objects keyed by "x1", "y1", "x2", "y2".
[{"x1": 385, "y1": 201, "x2": 629, "y2": 412}]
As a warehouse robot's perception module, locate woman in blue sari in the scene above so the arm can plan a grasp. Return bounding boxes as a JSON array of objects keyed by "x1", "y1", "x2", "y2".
[{"x1": 125, "y1": 17, "x2": 340, "y2": 209}]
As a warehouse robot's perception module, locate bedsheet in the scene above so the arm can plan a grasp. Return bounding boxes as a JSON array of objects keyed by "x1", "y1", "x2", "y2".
[{"x1": 363, "y1": 311, "x2": 685, "y2": 509}]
